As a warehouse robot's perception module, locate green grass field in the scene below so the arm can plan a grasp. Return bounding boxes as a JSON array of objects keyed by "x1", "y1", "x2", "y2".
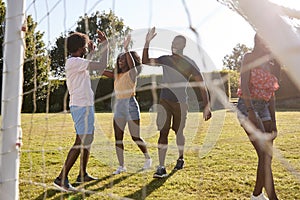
[{"x1": 18, "y1": 111, "x2": 300, "y2": 200}]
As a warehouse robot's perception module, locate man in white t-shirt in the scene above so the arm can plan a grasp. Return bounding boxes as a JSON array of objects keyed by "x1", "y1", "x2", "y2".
[{"x1": 53, "y1": 30, "x2": 109, "y2": 192}]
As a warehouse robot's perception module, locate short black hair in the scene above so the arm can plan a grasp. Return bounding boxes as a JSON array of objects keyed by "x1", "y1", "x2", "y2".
[
  {"x1": 67, "y1": 32, "x2": 89, "y2": 53},
  {"x1": 174, "y1": 35, "x2": 186, "y2": 44}
]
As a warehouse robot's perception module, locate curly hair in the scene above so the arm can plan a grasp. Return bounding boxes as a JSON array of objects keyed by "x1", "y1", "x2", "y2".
[{"x1": 115, "y1": 51, "x2": 142, "y2": 74}]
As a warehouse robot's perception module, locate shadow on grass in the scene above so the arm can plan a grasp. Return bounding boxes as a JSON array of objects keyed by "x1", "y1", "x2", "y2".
[
  {"x1": 34, "y1": 169, "x2": 177, "y2": 200},
  {"x1": 34, "y1": 174, "x2": 112, "y2": 200},
  {"x1": 40, "y1": 172, "x2": 137, "y2": 200},
  {"x1": 125, "y1": 169, "x2": 177, "y2": 200}
]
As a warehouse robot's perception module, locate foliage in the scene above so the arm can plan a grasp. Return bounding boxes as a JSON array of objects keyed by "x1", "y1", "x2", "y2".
[
  {"x1": 48, "y1": 35, "x2": 65, "y2": 79},
  {"x1": 0, "y1": 0, "x2": 5, "y2": 64},
  {"x1": 0, "y1": 0, "x2": 5, "y2": 113},
  {"x1": 222, "y1": 43, "x2": 251, "y2": 71},
  {"x1": 0, "y1": 2, "x2": 60, "y2": 113},
  {"x1": 50, "y1": 10, "x2": 131, "y2": 78},
  {"x1": 219, "y1": 69, "x2": 240, "y2": 98},
  {"x1": 22, "y1": 15, "x2": 55, "y2": 112}
]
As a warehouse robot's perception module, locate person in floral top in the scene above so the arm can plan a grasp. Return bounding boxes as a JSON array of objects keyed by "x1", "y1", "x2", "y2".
[{"x1": 237, "y1": 34, "x2": 281, "y2": 200}]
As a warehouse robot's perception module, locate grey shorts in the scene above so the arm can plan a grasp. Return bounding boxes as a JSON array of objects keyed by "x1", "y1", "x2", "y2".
[
  {"x1": 156, "y1": 98, "x2": 188, "y2": 132},
  {"x1": 237, "y1": 98, "x2": 271, "y2": 122},
  {"x1": 113, "y1": 96, "x2": 140, "y2": 121}
]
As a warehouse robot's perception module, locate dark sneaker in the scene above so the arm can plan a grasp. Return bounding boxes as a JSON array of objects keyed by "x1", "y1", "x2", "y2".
[
  {"x1": 53, "y1": 177, "x2": 76, "y2": 192},
  {"x1": 76, "y1": 173, "x2": 98, "y2": 183},
  {"x1": 153, "y1": 166, "x2": 168, "y2": 178},
  {"x1": 174, "y1": 159, "x2": 184, "y2": 170}
]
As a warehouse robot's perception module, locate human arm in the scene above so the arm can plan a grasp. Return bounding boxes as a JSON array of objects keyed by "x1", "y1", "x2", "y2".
[
  {"x1": 87, "y1": 30, "x2": 109, "y2": 73},
  {"x1": 102, "y1": 70, "x2": 114, "y2": 78},
  {"x1": 142, "y1": 27, "x2": 159, "y2": 66},
  {"x1": 268, "y1": 95, "x2": 277, "y2": 133},
  {"x1": 194, "y1": 74, "x2": 211, "y2": 121},
  {"x1": 123, "y1": 35, "x2": 139, "y2": 81},
  {"x1": 269, "y1": 58, "x2": 281, "y2": 133},
  {"x1": 124, "y1": 35, "x2": 134, "y2": 69},
  {"x1": 240, "y1": 54, "x2": 264, "y2": 130}
]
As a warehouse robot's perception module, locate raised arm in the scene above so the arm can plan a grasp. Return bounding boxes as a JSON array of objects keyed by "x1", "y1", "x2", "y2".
[
  {"x1": 88, "y1": 30, "x2": 109, "y2": 73},
  {"x1": 142, "y1": 27, "x2": 158, "y2": 65},
  {"x1": 123, "y1": 35, "x2": 139, "y2": 81},
  {"x1": 124, "y1": 35, "x2": 135, "y2": 70}
]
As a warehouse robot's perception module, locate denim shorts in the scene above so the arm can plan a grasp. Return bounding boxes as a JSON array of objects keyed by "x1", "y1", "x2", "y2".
[
  {"x1": 70, "y1": 106, "x2": 95, "y2": 135},
  {"x1": 113, "y1": 96, "x2": 140, "y2": 121},
  {"x1": 237, "y1": 98, "x2": 271, "y2": 122}
]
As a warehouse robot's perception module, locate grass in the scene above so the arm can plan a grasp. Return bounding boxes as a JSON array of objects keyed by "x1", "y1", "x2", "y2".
[{"x1": 18, "y1": 110, "x2": 300, "y2": 199}]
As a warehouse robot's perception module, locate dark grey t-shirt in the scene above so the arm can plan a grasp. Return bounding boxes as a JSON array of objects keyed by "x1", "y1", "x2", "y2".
[{"x1": 157, "y1": 55, "x2": 201, "y2": 103}]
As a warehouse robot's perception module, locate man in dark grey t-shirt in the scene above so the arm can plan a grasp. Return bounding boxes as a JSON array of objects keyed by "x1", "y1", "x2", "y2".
[{"x1": 142, "y1": 27, "x2": 212, "y2": 178}]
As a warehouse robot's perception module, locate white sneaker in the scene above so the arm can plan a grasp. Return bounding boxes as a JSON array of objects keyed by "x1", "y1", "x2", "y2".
[
  {"x1": 142, "y1": 158, "x2": 152, "y2": 170},
  {"x1": 113, "y1": 166, "x2": 126, "y2": 175},
  {"x1": 250, "y1": 193, "x2": 269, "y2": 200}
]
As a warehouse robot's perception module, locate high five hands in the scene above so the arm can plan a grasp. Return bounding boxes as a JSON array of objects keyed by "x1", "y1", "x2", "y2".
[
  {"x1": 146, "y1": 27, "x2": 157, "y2": 43},
  {"x1": 97, "y1": 30, "x2": 108, "y2": 43},
  {"x1": 87, "y1": 30, "x2": 108, "y2": 52},
  {"x1": 124, "y1": 34, "x2": 131, "y2": 52}
]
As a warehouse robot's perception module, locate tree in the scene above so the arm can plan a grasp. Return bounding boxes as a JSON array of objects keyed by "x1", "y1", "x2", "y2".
[
  {"x1": 48, "y1": 35, "x2": 65, "y2": 78},
  {"x1": 222, "y1": 43, "x2": 251, "y2": 72},
  {"x1": 50, "y1": 10, "x2": 131, "y2": 78},
  {"x1": 1, "y1": 1, "x2": 54, "y2": 112},
  {"x1": 0, "y1": 0, "x2": 5, "y2": 113},
  {"x1": 22, "y1": 15, "x2": 53, "y2": 112}
]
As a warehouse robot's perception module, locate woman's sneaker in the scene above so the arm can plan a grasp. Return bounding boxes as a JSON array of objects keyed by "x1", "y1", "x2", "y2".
[
  {"x1": 250, "y1": 193, "x2": 269, "y2": 200},
  {"x1": 53, "y1": 177, "x2": 76, "y2": 192},
  {"x1": 153, "y1": 166, "x2": 168, "y2": 178},
  {"x1": 113, "y1": 166, "x2": 127, "y2": 175},
  {"x1": 142, "y1": 158, "x2": 152, "y2": 170},
  {"x1": 76, "y1": 173, "x2": 98, "y2": 183}
]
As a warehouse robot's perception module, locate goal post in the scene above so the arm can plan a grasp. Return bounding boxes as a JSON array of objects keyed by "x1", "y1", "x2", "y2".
[{"x1": 0, "y1": 0, "x2": 26, "y2": 199}]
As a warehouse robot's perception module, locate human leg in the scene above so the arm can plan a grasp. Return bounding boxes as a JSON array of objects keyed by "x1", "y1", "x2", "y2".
[
  {"x1": 114, "y1": 118, "x2": 126, "y2": 167},
  {"x1": 58, "y1": 135, "x2": 81, "y2": 179},
  {"x1": 54, "y1": 135, "x2": 81, "y2": 191},
  {"x1": 112, "y1": 118, "x2": 127, "y2": 175},
  {"x1": 156, "y1": 99, "x2": 172, "y2": 167},
  {"x1": 248, "y1": 126, "x2": 277, "y2": 199},
  {"x1": 237, "y1": 99, "x2": 269, "y2": 197},
  {"x1": 251, "y1": 139, "x2": 266, "y2": 197},
  {"x1": 128, "y1": 119, "x2": 150, "y2": 158},
  {"x1": 128, "y1": 119, "x2": 152, "y2": 169},
  {"x1": 76, "y1": 133, "x2": 97, "y2": 183},
  {"x1": 127, "y1": 97, "x2": 150, "y2": 159},
  {"x1": 263, "y1": 142, "x2": 278, "y2": 200},
  {"x1": 262, "y1": 121, "x2": 278, "y2": 200},
  {"x1": 172, "y1": 102, "x2": 188, "y2": 160}
]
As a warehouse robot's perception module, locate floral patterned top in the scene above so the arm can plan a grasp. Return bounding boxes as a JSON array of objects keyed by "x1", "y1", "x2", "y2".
[{"x1": 237, "y1": 65, "x2": 279, "y2": 101}]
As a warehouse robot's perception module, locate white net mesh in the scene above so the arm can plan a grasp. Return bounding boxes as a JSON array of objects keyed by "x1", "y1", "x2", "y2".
[{"x1": 0, "y1": 0, "x2": 299, "y2": 199}]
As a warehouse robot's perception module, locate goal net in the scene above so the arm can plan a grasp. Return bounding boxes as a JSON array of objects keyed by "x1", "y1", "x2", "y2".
[{"x1": 0, "y1": 0, "x2": 299, "y2": 199}]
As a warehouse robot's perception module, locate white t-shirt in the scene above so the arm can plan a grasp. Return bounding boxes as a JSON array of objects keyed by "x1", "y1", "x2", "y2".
[{"x1": 65, "y1": 57, "x2": 94, "y2": 106}]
